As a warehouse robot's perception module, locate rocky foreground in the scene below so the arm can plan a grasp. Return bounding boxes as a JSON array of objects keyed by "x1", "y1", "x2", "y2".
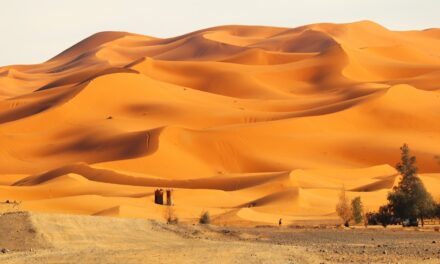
[{"x1": 224, "y1": 226, "x2": 440, "y2": 263}]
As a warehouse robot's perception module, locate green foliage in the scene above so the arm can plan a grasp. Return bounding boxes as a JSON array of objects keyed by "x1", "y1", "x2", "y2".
[
  {"x1": 199, "y1": 211, "x2": 210, "y2": 224},
  {"x1": 387, "y1": 144, "x2": 435, "y2": 225},
  {"x1": 366, "y1": 212, "x2": 379, "y2": 225},
  {"x1": 377, "y1": 205, "x2": 393, "y2": 227},
  {"x1": 351, "y1": 197, "x2": 363, "y2": 224},
  {"x1": 434, "y1": 202, "x2": 440, "y2": 219},
  {"x1": 365, "y1": 207, "x2": 394, "y2": 227}
]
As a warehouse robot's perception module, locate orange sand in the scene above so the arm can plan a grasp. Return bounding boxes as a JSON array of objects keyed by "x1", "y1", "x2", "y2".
[{"x1": 0, "y1": 21, "x2": 439, "y2": 225}]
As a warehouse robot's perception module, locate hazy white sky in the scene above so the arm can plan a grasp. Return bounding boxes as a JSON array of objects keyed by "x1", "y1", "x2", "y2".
[{"x1": 1, "y1": 0, "x2": 439, "y2": 66}]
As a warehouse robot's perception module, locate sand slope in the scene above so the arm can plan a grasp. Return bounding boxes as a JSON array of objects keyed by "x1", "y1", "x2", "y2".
[
  {"x1": 0, "y1": 21, "x2": 439, "y2": 225},
  {"x1": 0, "y1": 212, "x2": 323, "y2": 264}
]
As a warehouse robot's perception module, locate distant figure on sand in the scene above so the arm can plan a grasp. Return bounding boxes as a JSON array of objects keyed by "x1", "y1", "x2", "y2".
[{"x1": 278, "y1": 218, "x2": 282, "y2": 227}]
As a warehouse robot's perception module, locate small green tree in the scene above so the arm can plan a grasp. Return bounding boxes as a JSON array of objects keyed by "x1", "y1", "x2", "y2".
[
  {"x1": 336, "y1": 187, "x2": 352, "y2": 227},
  {"x1": 387, "y1": 144, "x2": 435, "y2": 226},
  {"x1": 351, "y1": 197, "x2": 363, "y2": 224}
]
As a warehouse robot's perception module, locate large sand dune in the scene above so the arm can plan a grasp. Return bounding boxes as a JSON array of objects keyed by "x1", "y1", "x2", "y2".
[{"x1": 0, "y1": 21, "x2": 440, "y2": 225}]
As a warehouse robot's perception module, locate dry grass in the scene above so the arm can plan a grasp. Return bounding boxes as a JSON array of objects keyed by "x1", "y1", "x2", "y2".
[{"x1": 163, "y1": 206, "x2": 179, "y2": 224}]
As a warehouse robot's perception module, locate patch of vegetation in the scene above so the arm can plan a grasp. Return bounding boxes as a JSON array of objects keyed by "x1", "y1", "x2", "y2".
[
  {"x1": 164, "y1": 206, "x2": 179, "y2": 225},
  {"x1": 199, "y1": 211, "x2": 210, "y2": 225},
  {"x1": 351, "y1": 196, "x2": 363, "y2": 224},
  {"x1": 368, "y1": 144, "x2": 437, "y2": 227},
  {"x1": 336, "y1": 187, "x2": 352, "y2": 227}
]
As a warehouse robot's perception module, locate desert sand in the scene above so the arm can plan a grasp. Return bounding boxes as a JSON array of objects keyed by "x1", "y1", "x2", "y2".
[
  {"x1": 0, "y1": 212, "x2": 321, "y2": 264},
  {"x1": 0, "y1": 21, "x2": 440, "y2": 225}
]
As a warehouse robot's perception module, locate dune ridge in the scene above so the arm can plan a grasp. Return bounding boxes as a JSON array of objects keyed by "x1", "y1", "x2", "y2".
[{"x1": 0, "y1": 21, "x2": 439, "y2": 224}]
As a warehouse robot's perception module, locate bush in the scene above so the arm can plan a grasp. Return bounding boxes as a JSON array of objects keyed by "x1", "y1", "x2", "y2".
[
  {"x1": 164, "y1": 206, "x2": 179, "y2": 224},
  {"x1": 366, "y1": 206, "x2": 401, "y2": 227},
  {"x1": 377, "y1": 205, "x2": 393, "y2": 228},
  {"x1": 199, "y1": 211, "x2": 210, "y2": 224},
  {"x1": 436, "y1": 203, "x2": 440, "y2": 219},
  {"x1": 351, "y1": 197, "x2": 363, "y2": 224},
  {"x1": 336, "y1": 187, "x2": 352, "y2": 227},
  {"x1": 362, "y1": 210, "x2": 369, "y2": 227},
  {"x1": 366, "y1": 212, "x2": 379, "y2": 225}
]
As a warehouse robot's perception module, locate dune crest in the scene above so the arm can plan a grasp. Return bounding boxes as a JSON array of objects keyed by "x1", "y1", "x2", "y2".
[{"x1": 0, "y1": 21, "x2": 439, "y2": 224}]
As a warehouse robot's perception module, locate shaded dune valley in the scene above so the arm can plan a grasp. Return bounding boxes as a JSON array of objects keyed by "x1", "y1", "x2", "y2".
[{"x1": 1, "y1": 20, "x2": 440, "y2": 225}]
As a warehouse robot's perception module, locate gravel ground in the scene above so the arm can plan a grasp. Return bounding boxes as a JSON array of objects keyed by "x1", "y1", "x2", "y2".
[{"x1": 198, "y1": 225, "x2": 440, "y2": 263}]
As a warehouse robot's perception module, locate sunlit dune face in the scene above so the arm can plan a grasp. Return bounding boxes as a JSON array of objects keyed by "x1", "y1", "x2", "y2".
[{"x1": 0, "y1": 21, "x2": 440, "y2": 225}]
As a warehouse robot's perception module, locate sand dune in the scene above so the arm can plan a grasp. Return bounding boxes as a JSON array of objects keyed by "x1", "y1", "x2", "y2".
[{"x1": 0, "y1": 21, "x2": 439, "y2": 225}]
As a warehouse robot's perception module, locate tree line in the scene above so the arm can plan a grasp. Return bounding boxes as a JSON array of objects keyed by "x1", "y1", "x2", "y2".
[{"x1": 336, "y1": 144, "x2": 440, "y2": 227}]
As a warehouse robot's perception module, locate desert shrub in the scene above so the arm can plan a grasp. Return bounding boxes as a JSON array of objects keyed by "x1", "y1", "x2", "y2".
[
  {"x1": 436, "y1": 203, "x2": 440, "y2": 219},
  {"x1": 164, "y1": 206, "x2": 178, "y2": 224},
  {"x1": 199, "y1": 211, "x2": 210, "y2": 224},
  {"x1": 377, "y1": 205, "x2": 393, "y2": 228},
  {"x1": 366, "y1": 206, "x2": 401, "y2": 227},
  {"x1": 362, "y1": 210, "x2": 369, "y2": 227},
  {"x1": 387, "y1": 144, "x2": 435, "y2": 226},
  {"x1": 366, "y1": 212, "x2": 379, "y2": 225},
  {"x1": 351, "y1": 197, "x2": 363, "y2": 224},
  {"x1": 336, "y1": 187, "x2": 352, "y2": 227}
]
